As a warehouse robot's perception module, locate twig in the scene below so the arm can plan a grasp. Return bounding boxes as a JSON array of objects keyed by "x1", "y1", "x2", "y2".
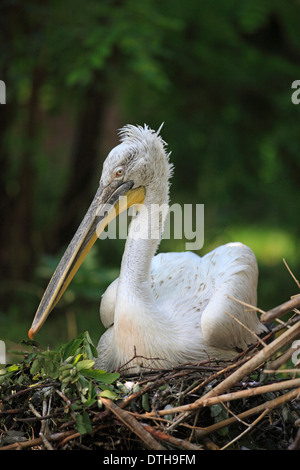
[
  {"x1": 0, "y1": 408, "x2": 23, "y2": 416},
  {"x1": 119, "y1": 372, "x2": 169, "y2": 409},
  {"x1": 187, "y1": 356, "x2": 251, "y2": 396},
  {"x1": 220, "y1": 409, "x2": 269, "y2": 450},
  {"x1": 263, "y1": 369, "x2": 300, "y2": 375},
  {"x1": 261, "y1": 297, "x2": 300, "y2": 323},
  {"x1": 117, "y1": 346, "x2": 163, "y2": 373},
  {"x1": 148, "y1": 320, "x2": 300, "y2": 417},
  {"x1": 289, "y1": 424, "x2": 300, "y2": 450},
  {"x1": 141, "y1": 423, "x2": 203, "y2": 450},
  {"x1": 196, "y1": 319, "x2": 300, "y2": 398},
  {"x1": 4, "y1": 382, "x2": 56, "y2": 402},
  {"x1": 283, "y1": 259, "x2": 300, "y2": 290},
  {"x1": 57, "y1": 424, "x2": 114, "y2": 448},
  {"x1": 227, "y1": 295, "x2": 266, "y2": 315},
  {"x1": 146, "y1": 378, "x2": 300, "y2": 416},
  {"x1": 39, "y1": 433, "x2": 54, "y2": 450},
  {"x1": 15, "y1": 409, "x2": 65, "y2": 423},
  {"x1": 220, "y1": 400, "x2": 250, "y2": 427},
  {"x1": 29, "y1": 403, "x2": 42, "y2": 419},
  {"x1": 194, "y1": 387, "x2": 300, "y2": 438},
  {"x1": 100, "y1": 397, "x2": 165, "y2": 450},
  {"x1": 56, "y1": 389, "x2": 71, "y2": 413},
  {"x1": 267, "y1": 343, "x2": 300, "y2": 370},
  {"x1": 0, "y1": 430, "x2": 76, "y2": 450},
  {"x1": 224, "y1": 310, "x2": 267, "y2": 347}
]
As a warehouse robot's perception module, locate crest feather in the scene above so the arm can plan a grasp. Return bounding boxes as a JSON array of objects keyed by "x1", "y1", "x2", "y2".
[{"x1": 118, "y1": 124, "x2": 167, "y2": 150}]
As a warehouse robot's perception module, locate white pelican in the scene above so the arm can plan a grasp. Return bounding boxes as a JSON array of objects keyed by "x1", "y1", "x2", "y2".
[{"x1": 29, "y1": 124, "x2": 266, "y2": 373}]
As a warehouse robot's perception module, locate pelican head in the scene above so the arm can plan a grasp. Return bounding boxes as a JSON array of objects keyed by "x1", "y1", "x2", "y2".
[{"x1": 28, "y1": 124, "x2": 172, "y2": 340}]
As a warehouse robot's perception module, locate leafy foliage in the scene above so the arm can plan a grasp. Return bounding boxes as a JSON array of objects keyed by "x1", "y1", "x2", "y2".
[{"x1": 0, "y1": 332, "x2": 119, "y2": 434}]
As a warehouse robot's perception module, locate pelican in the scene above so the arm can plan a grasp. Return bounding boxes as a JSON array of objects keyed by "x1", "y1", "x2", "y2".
[{"x1": 28, "y1": 124, "x2": 266, "y2": 373}]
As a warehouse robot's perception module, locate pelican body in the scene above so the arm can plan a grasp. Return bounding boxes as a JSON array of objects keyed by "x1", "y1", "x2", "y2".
[{"x1": 29, "y1": 125, "x2": 266, "y2": 373}]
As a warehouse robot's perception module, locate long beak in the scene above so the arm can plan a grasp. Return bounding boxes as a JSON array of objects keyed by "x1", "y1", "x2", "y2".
[{"x1": 28, "y1": 182, "x2": 145, "y2": 339}]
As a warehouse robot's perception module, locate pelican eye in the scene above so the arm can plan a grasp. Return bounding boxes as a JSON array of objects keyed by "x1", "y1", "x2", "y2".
[{"x1": 114, "y1": 167, "x2": 124, "y2": 178}]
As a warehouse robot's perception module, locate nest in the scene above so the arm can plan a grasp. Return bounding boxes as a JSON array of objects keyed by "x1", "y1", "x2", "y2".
[{"x1": 1, "y1": 294, "x2": 300, "y2": 451}]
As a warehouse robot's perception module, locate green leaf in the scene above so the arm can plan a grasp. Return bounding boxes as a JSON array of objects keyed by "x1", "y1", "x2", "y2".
[
  {"x1": 76, "y1": 359, "x2": 95, "y2": 371},
  {"x1": 7, "y1": 364, "x2": 20, "y2": 373},
  {"x1": 210, "y1": 403, "x2": 223, "y2": 418},
  {"x1": 75, "y1": 411, "x2": 93, "y2": 435},
  {"x1": 61, "y1": 338, "x2": 83, "y2": 361},
  {"x1": 142, "y1": 393, "x2": 150, "y2": 412},
  {"x1": 99, "y1": 389, "x2": 117, "y2": 400},
  {"x1": 78, "y1": 374, "x2": 91, "y2": 389},
  {"x1": 82, "y1": 410, "x2": 93, "y2": 434},
  {"x1": 75, "y1": 414, "x2": 86, "y2": 434},
  {"x1": 30, "y1": 358, "x2": 41, "y2": 376},
  {"x1": 82, "y1": 369, "x2": 119, "y2": 384},
  {"x1": 72, "y1": 353, "x2": 83, "y2": 365}
]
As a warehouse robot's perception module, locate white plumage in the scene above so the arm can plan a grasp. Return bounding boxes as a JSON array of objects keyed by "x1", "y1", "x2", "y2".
[{"x1": 94, "y1": 125, "x2": 266, "y2": 373}]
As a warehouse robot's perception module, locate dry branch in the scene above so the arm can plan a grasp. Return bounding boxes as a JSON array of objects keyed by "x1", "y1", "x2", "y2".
[
  {"x1": 100, "y1": 397, "x2": 165, "y2": 450},
  {"x1": 194, "y1": 387, "x2": 300, "y2": 438},
  {"x1": 0, "y1": 430, "x2": 77, "y2": 450},
  {"x1": 220, "y1": 409, "x2": 269, "y2": 450},
  {"x1": 261, "y1": 296, "x2": 300, "y2": 323},
  {"x1": 141, "y1": 423, "x2": 203, "y2": 450},
  {"x1": 146, "y1": 378, "x2": 300, "y2": 417},
  {"x1": 149, "y1": 320, "x2": 300, "y2": 417}
]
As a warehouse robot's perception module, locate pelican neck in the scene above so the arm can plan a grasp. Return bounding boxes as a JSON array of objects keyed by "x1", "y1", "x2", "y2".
[{"x1": 118, "y1": 194, "x2": 168, "y2": 291}]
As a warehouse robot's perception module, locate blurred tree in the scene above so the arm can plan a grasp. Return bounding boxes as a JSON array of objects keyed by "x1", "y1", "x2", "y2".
[
  {"x1": 0, "y1": 0, "x2": 178, "y2": 280},
  {"x1": 1, "y1": 0, "x2": 300, "y2": 324}
]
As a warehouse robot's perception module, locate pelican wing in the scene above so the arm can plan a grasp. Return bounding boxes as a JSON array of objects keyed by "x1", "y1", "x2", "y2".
[{"x1": 150, "y1": 242, "x2": 266, "y2": 351}]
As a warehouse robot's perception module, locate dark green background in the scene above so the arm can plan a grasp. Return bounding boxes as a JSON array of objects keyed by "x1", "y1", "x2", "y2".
[{"x1": 1, "y1": 0, "x2": 299, "y2": 355}]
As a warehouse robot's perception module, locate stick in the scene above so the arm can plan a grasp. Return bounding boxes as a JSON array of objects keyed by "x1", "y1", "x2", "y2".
[
  {"x1": 194, "y1": 387, "x2": 300, "y2": 438},
  {"x1": 195, "y1": 319, "x2": 300, "y2": 399},
  {"x1": 187, "y1": 356, "x2": 250, "y2": 396},
  {"x1": 267, "y1": 343, "x2": 300, "y2": 370},
  {"x1": 289, "y1": 427, "x2": 300, "y2": 450},
  {"x1": 0, "y1": 430, "x2": 76, "y2": 450},
  {"x1": 100, "y1": 397, "x2": 165, "y2": 450},
  {"x1": 3, "y1": 382, "x2": 56, "y2": 402},
  {"x1": 283, "y1": 259, "x2": 300, "y2": 290},
  {"x1": 261, "y1": 297, "x2": 300, "y2": 323},
  {"x1": 141, "y1": 423, "x2": 203, "y2": 450},
  {"x1": 146, "y1": 378, "x2": 300, "y2": 416},
  {"x1": 220, "y1": 409, "x2": 269, "y2": 450},
  {"x1": 193, "y1": 378, "x2": 300, "y2": 408},
  {"x1": 149, "y1": 320, "x2": 300, "y2": 417},
  {"x1": 227, "y1": 295, "x2": 266, "y2": 315},
  {"x1": 39, "y1": 433, "x2": 54, "y2": 450},
  {"x1": 224, "y1": 310, "x2": 267, "y2": 346},
  {"x1": 263, "y1": 369, "x2": 300, "y2": 374}
]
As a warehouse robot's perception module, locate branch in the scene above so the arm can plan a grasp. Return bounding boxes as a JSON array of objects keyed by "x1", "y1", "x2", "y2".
[
  {"x1": 100, "y1": 397, "x2": 165, "y2": 450},
  {"x1": 141, "y1": 423, "x2": 203, "y2": 450},
  {"x1": 149, "y1": 319, "x2": 300, "y2": 417},
  {"x1": 220, "y1": 409, "x2": 269, "y2": 450},
  {"x1": 260, "y1": 296, "x2": 300, "y2": 323},
  {"x1": 194, "y1": 387, "x2": 300, "y2": 438},
  {"x1": 146, "y1": 378, "x2": 300, "y2": 416}
]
